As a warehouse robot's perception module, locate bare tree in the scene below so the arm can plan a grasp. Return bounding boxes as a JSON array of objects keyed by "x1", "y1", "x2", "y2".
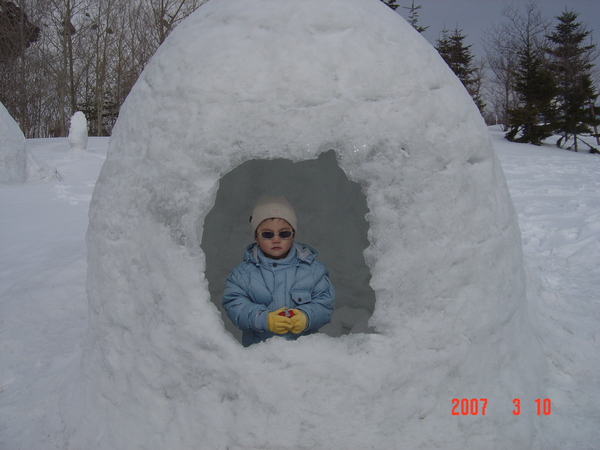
[
  {"x1": 86, "y1": 0, "x2": 118, "y2": 135},
  {"x1": 484, "y1": 1, "x2": 551, "y2": 129},
  {"x1": 42, "y1": 0, "x2": 90, "y2": 135},
  {"x1": 0, "y1": 0, "x2": 41, "y2": 134},
  {"x1": 2, "y1": 0, "x2": 207, "y2": 137},
  {"x1": 148, "y1": 0, "x2": 204, "y2": 46}
]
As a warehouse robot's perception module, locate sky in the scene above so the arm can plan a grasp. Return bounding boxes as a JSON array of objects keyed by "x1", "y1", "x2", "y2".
[{"x1": 395, "y1": 0, "x2": 600, "y2": 61}]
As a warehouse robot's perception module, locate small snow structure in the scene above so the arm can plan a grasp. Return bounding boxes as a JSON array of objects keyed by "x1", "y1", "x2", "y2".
[
  {"x1": 73, "y1": 0, "x2": 547, "y2": 448},
  {"x1": 68, "y1": 111, "x2": 88, "y2": 152},
  {"x1": 0, "y1": 101, "x2": 27, "y2": 184}
]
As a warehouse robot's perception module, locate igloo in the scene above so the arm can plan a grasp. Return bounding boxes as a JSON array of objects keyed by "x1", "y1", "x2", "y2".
[
  {"x1": 71, "y1": 0, "x2": 548, "y2": 448},
  {"x1": 0, "y1": 101, "x2": 27, "y2": 184},
  {"x1": 1, "y1": 101, "x2": 59, "y2": 183}
]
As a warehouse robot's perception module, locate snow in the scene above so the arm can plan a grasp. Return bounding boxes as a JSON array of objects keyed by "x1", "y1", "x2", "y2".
[
  {"x1": 2, "y1": 132, "x2": 599, "y2": 449},
  {"x1": 0, "y1": 137, "x2": 108, "y2": 448},
  {"x1": 26, "y1": 0, "x2": 546, "y2": 447},
  {"x1": 68, "y1": 111, "x2": 88, "y2": 152},
  {"x1": 1, "y1": 0, "x2": 598, "y2": 447},
  {"x1": 66, "y1": 0, "x2": 543, "y2": 446},
  {"x1": 0, "y1": 101, "x2": 27, "y2": 184},
  {"x1": 78, "y1": 0, "x2": 544, "y2": 447},
  {"x1": 1, "y1": 101, "x2": 60, "y2": 184},
  {"x1": 492, "y1": 129, "x2": 600, "y2": 447}
]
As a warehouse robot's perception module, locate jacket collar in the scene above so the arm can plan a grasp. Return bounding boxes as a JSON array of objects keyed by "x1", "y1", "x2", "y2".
[{"x1": 244, "y1": 242, "x2": 317, "y2": 266}]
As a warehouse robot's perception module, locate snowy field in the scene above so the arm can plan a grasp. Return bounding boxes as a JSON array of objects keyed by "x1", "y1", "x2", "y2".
[{"x1": 1, "y1": 129, "x2": 599, "y2": 448}]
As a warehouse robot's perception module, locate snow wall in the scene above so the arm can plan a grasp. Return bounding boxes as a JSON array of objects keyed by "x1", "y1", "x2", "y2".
[
  {"x1": 72, "y1": 0, "x2": 548, "y2": 448},
  {"x1": 0, "y1": 101, "x2": 26, "y2": 184}
]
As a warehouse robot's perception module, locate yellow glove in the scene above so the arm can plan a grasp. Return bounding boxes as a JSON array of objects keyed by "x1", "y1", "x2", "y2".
[
  {"x1": 289, "y1": 309, "x2": 307, "y2": 334},
  {"x1": 267, "y1": 308, "x2": 293, "y2": 334}
]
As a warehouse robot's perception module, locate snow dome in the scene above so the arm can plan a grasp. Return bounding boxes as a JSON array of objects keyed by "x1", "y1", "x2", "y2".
[
  {"x1": 72, "y1": 0, "x2": 547, "y2": 448},
  {"x1": 0, "y1": 101, "x2": 27, "y2": 184}
]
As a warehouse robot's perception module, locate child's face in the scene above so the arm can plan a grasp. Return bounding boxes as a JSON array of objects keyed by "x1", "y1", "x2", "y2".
[{"x1": 255, "y1": 218, "x2": 294, "y2": 260}]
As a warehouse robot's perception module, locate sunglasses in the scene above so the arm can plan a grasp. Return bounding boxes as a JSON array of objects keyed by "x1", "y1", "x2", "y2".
[{"x1": 259, "y1": 230, "x2": 294, "y2": 240}]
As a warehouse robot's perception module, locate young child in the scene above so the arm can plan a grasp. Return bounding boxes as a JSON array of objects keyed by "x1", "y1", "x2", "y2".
[{"x1": 222, "y1": 196, "x2": 335, "y2": 347}]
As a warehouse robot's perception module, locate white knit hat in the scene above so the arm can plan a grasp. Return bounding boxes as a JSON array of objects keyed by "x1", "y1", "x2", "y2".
[{"x1": 250, "y1": 196, "x2": 297, "y2": 232}]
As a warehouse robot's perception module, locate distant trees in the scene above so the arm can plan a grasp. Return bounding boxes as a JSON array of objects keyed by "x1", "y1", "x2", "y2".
[
  {"x1": 0, "y1": 0, "x2": 205, "y2": 138},
  {"x1": 403, "y1": 1, "x2": 427, "y2": 33},
  {"x1": 546, "y1": 10, "x2": 599, "y2": 151},
  {"x1": 485, "y1": 2, "x2": 598, "y2": 150},
  {"x1": 504, "y1": 36, "x2": 557, "y2": 145},
  {"x1": 396, "y1": 2, "x2": 483, "y2": 110},
  {"x1": 2, "y1": 0, "x2": 599, "y2": 151},
  {"x1": 502, "y1": 3, "x2": 556, "y2": 145},
  {"x1": 435, "y1": 27, "x2": 485, "y2": 112},
  {"x1": 380, "y1": 0, "x2": 399, "y2": 12},
  {"x1": 0, "y1": 0, "x2": 40, "y2": 61},
  {"x1": 484, "y1": 2, "x2": 553, "y2": 142},
  {"x1": 0, "y1": 0, "x2": 40, "y2": 134}
]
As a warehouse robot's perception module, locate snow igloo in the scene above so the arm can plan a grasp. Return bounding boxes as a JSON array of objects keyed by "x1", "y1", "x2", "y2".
[
  {"x1": 0, "y1": 101, "x2": 27, "y2": 184},
  {"x1": 73, "y1": 0, "x2": 547, "y2": 448},
  {"x1": 1, "y1": 101, "x2": 58, "y2": 183}
]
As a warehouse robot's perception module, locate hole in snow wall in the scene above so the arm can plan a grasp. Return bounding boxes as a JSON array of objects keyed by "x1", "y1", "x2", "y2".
[{"x1": 201, "y1": 150, "x2": 375, "y2": 343}]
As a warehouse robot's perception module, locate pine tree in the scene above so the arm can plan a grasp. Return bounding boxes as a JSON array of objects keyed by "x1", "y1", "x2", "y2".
[
  {"x1": 546, "y1": 10, "x2": 599, "y2": 152},
  {"x1": 505, "y1": 44, "x2": 557, "y2": 145},
  {"x1": 380, "y1": 0, "x2": 399, "y2": 11},
  {"x1": 435, "y1": 28, "x2": 484, "y2": 111},
  {"x1": 484, "y1": 2, "x2": 552, "y2": 131},
  {"x1": 403, "y1": 1, "x2": 427, "y2": 33}
]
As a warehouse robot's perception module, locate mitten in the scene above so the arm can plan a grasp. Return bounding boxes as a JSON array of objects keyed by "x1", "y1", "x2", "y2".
[
  {"x1": 289, "y1": 309, "x2": 307, "y2": 334},
  {"x1": 267, "y1": 307, "x2": 292, "y2": 334}
]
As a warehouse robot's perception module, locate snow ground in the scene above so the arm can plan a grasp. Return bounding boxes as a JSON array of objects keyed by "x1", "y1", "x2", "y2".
[
  {"x1": 492, "y1": 128, "x2": 600, "y2": 448},
  {"x1": 0, "y1": 131, "x2": 599, "y2": 448}
]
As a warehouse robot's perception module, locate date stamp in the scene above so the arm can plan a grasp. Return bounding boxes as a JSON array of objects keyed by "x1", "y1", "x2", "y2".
[{"x1": 451, "y1": 398, "x2": 552, "y2": 416}]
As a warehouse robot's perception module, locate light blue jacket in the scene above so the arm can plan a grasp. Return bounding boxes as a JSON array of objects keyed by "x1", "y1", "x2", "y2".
[{"x1": 222, "y1": 242, "x2": 335, "y2": 347}]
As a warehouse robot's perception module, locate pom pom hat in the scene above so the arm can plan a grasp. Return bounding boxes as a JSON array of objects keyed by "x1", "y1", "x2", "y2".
[{"x1": 250, "y1": 195, "x2": 297, "y2": 233}]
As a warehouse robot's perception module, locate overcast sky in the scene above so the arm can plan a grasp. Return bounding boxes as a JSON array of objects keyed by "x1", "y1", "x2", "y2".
[{"x1": 395, "y1": 0, "x2": 600, "y2": 61}]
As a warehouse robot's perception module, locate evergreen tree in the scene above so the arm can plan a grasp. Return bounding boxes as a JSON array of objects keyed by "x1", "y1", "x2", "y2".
[
  {"x1": 435, "y1": 28, "x2": 484, "y2": 111},
  {"x1": 484, "y1": 2, "x2": 551, "y2": 130},
  {"x1": 546, "y1": 10, "x2": 599, "y2": 152},
  {"x1": 380, "y1": 0, "x2": 399, "y2": 11},
  {"x1": 505, "y1": 43, "x2": 557, "y2": 145},
  {"x1": 403, "y1": 1, "x2": 427, "y2": 33}
]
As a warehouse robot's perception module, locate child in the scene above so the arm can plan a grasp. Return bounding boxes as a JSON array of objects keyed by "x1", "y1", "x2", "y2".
[{"x1": 222, "y1": 196, "x2": 335, "y2": 347}]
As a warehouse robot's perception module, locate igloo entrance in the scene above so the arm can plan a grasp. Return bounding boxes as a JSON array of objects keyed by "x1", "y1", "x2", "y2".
[{"x1": 201, "y1": 150, "x2": 375, "y2": 343}]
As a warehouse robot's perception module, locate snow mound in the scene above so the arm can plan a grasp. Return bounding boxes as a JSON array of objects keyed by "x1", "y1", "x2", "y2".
[
  {"x1": 0, "y1": 101, "x2": 27, "y2": 184},
  {"x1": 72, "y1": 0, "x2": 548, "y2": 448},
  {"x1": 25, "y1": 151, "x2": 61, "y2": 182},
  {"x1": 0, "y1": 101, "x2": 60, "y2": 183},
  {"x1": 68, "y1": 111, "x2": 88, "y2": 152}
]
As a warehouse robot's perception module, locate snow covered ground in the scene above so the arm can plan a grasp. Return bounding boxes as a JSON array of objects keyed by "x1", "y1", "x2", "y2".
[
  {"x1": 1, "y1": 130, "x2": 599, "y2": 448},
  {"x1": 492, "y1": 128, "x2": 600, "y2": 448}
]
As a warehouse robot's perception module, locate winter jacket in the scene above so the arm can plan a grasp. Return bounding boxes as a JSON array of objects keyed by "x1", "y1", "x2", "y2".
[{"x1": 222, "y1": 242, "x2": 335, "y2": 347}]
